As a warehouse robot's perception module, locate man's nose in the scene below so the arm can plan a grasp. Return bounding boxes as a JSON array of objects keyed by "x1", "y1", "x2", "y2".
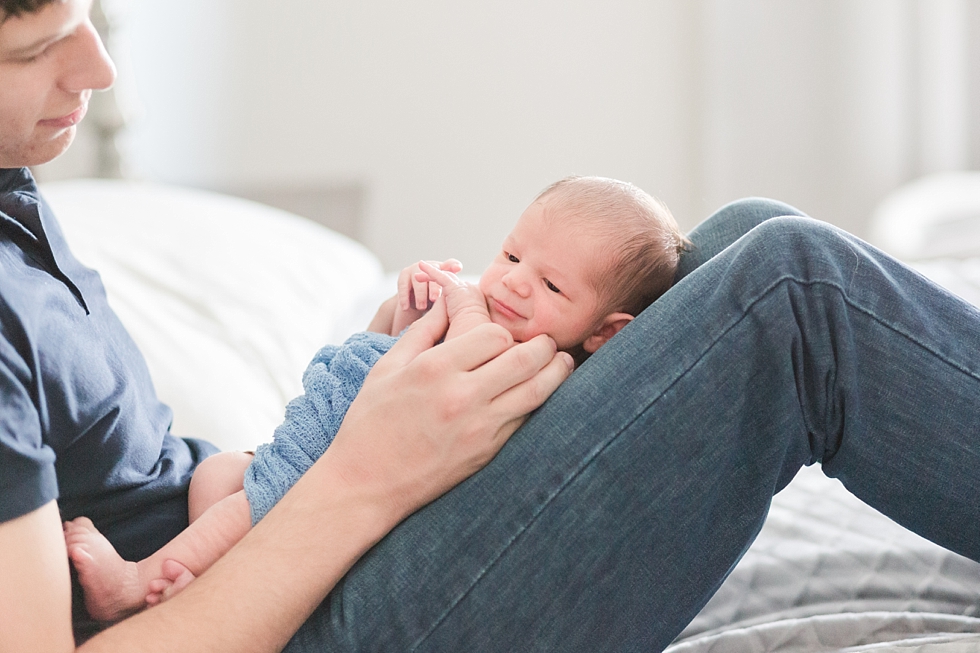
[{"x1": 59, "y1": 20, "x2": 117, "y2": 94}]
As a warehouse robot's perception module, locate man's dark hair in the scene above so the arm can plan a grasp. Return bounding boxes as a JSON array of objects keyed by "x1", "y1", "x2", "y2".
[{"x1": 1, "y1": 0, "x2": 61, "y2": 20}]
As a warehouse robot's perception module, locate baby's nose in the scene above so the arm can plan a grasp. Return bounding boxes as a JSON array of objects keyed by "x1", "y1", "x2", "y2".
[{"x1": 502, "y1": 270, "x2": 531, "y2": 297}]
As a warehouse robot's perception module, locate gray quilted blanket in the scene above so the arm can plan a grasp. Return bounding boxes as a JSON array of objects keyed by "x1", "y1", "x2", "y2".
[{"x1": 666, "y1": 466, "x2": 980, "y2": 652}]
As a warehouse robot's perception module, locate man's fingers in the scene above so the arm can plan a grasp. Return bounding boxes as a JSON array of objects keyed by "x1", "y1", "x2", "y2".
[
  {"x1": 460, "y1": 333, "x2": 562, "y2": 398},
  {"x1": 490, "y1": 347, "x2": 574, "y2": 419},
  {"x1": 426, "y1": 322, "x2": 516, "y2": 372},
  {"x1": 378, "y1": 295, "x2": 450, "y2": 368}
]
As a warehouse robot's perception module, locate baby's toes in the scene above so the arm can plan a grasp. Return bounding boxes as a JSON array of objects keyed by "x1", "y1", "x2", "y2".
[
  {"x1": 66, "y1": 516, "x2": 96, "y2": 531},
  {"x1": 147, "y1": 578, "x2": 172, "y2": 594},
  {"x1": 67, "y1": 543, "x2": 93, "y2": 561},
  {"x1": 146, "y1": 578, "x2": 173, "y2": 606}
]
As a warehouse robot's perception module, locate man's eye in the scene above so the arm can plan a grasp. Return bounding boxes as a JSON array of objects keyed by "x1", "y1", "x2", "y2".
[
  {"x1": 17, "y1": 50, "x2": 44, "y2": 64},
  {"x1": 545, "y1": 280, "x2": 561, "y2": 293},
  {"x1": 507, "y1": 253, "x2": 519, "y2": 263}
]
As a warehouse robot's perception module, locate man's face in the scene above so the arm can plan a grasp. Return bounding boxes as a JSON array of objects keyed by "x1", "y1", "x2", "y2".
[
  {"x1": 0, "y1": 0, "x2": 115, "y2": 168},
  {"x1": 478, "y1": 198, "x2": 607, "y2": 351}
]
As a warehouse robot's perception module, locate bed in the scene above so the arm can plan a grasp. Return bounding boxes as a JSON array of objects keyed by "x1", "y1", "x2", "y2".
[{"x1": 40, "y1": 176, "x2": 980, "y2": 652}]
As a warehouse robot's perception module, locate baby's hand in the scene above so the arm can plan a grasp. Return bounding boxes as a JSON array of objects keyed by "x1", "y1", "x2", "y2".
[
  {"x1": 392, "y1": 259, "x2": 462, "y2": 335},
  {"x1": 416, "y1": 261, "x2": 492, "y2": 341},
  {"x1": 398, "y1": 259, "x2": 462, "y2": 311}
]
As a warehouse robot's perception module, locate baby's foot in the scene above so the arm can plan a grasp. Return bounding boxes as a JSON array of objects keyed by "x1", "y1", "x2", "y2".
[
  {"x1": 63, "y1": 517, "x2": 145, "y2": 622},
  {"x1": 146, "y1": 559, "x2": 196, "y2": 606}
]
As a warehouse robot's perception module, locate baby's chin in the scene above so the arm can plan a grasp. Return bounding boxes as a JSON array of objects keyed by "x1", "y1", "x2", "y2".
[
  {"x1": 502, "y1": 320, "x2": 591, "y2": 356},
  {"x1": 488, "y1": 315, "x2": 524, "y2": 342},
  {"x1": 486, "y1": 317, "x2": 583, "y2": 358}
]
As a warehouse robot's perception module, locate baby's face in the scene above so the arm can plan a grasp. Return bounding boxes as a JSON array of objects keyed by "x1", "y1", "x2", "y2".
[{"x1": 478, "y1": 198, "x2": 608, "y2": 350}]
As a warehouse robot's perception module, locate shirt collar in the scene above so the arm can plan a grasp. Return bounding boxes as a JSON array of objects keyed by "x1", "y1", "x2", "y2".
[
  {"x1": 0, "y1": 168, "x2": 89, "y2": 313},
  {"x1": 0, "y1": 168, "x2": 42, "y2": 242}
]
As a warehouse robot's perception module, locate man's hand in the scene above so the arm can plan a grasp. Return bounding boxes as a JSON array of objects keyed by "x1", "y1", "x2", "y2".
[{"x1": 326, "y1": 295, "x2": 574, "y2": 523}]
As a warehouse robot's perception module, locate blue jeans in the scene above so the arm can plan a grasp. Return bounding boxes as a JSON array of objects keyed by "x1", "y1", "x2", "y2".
[{"x1": 287, "y1": 199, "x2": 980, "y2": 652}]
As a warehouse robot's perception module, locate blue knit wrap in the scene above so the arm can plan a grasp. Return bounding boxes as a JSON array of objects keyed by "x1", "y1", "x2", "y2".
[{"x1": 243, "y1": 331, "x2": 397, "y2": 525}]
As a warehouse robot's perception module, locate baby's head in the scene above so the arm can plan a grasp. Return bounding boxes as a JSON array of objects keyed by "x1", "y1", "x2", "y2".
[{"x1": 479, "y1": 176, "x2": 688, "y2": 363}]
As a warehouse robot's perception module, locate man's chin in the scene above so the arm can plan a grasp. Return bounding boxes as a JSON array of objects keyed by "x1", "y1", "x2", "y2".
[
  {"x1": 35, "y1": 126, "x2": 78, "y2": 165},
  {"x1": 0, "y1": 126, "x2": 77, "y2": 169}
]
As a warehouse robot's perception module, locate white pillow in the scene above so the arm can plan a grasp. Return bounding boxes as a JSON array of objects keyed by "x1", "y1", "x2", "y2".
[
  {"x1": 870, "y1": 172, "x2": 980, "y2": 261},
  {"x1": 40, "y1": 179, "x2": 384, "y2": 452}
]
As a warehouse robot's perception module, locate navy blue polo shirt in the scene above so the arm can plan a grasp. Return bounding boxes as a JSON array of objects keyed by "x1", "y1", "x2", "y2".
[{"x1": 0, "y1": 167, "x2": 217, "y2": 565}]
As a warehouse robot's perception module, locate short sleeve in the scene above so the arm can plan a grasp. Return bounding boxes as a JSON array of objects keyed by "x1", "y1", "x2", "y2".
[{"x1": 0, "y1": 341, "x2": 57, "y2": 523}]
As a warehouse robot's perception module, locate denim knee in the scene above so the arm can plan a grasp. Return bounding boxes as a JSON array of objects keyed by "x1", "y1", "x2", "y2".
[
  {"x1": 747, "y1": 214, "x2": 841, "y2": 246},
  {"x1": 717, "y1": 197, "x2": 808, "y2": 220},
  {"x1": 735, "y1": 216, "x2": 858, "y2": 286},
  {"x1": 677, "y1": 199, "x2": 810, "y2": 282}
]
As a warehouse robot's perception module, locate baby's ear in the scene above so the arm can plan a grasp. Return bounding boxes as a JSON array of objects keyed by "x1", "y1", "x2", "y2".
[{"x1": 583, "y1": 312, "x2": 634, "y2": 353}]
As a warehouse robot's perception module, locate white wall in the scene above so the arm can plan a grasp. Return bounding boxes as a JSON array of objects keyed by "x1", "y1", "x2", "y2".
[
  {"x1": 696, "y1": 0, "x2": 915, "y2": 237},
  {"x1": 86, "y1": 0, "x2": 980, "y2": 271}
]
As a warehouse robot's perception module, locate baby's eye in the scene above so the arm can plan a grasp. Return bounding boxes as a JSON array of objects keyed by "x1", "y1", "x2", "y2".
[
  {"x1": 545, "y1": 280, "x2": 561, "y2": 293},
  {"x1": 507, "y1": 253, "x2": 519, "y2": 263}
]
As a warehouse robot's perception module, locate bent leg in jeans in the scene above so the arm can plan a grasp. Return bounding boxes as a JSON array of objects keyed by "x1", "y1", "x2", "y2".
[{"x1": 287, "y1": 199, "x2": 980, "y2": 652}]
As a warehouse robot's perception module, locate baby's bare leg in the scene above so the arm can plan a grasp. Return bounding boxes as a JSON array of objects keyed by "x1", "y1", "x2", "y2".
[
  {"x1": 189, "y1": 450, "x2": 254, "y2": 522},
  {"x1": 416, "y1": 261, "x2": 491, "y2": 341},
  {"x1": 143, "y1": 489, "x2": 253, "y2": 605},
  {"x1": 64, "y1": 451, "x2": 252, "y2": 622},
  {"x1": 65, "y1": 490, "x2": 253, "y2": 620}
]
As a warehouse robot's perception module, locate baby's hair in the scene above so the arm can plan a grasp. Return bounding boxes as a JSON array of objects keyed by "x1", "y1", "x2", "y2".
[{"x1": 535, "y1": 176, "x2": 690, "y2": 318}]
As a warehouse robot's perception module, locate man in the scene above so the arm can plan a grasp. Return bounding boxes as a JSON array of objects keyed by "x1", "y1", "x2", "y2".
[{"x1": 0, "y1": 1, "x2": 571, "y2": 650}]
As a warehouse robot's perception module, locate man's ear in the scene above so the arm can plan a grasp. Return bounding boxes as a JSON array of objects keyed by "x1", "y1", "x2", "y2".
[{"x1": 583, "y1": 312, "x2": 634, "y2": 353}]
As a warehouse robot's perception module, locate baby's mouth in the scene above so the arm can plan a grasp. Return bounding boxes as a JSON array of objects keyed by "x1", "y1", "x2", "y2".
[{"x1": 490, "y1": 296, "x2": 523, "y2": 320}]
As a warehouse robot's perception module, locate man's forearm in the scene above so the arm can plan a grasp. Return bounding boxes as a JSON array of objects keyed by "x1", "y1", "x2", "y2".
[
  {"x1": 79, "y1": 449, "x2": 398, "y2": 653},
  {"x1": 0, "y1": 502, "x2": 75, "y2": 653}
]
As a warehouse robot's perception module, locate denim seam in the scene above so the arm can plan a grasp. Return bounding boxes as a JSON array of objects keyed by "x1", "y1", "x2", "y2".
[
  {"x1": 816, "y1": 276, "x2": 980, "y2": 383},
  {"x1": 409, "y1": 274, "x2": 978, "y2": 651}
]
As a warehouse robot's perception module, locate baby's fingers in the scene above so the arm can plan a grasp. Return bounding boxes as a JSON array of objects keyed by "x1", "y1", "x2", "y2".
[
  {"x1": 401, "y1": 259, "x2": 462, "y2": 310},
  {"x1": 412, "y1": 264, "x2": 435, "y2": 310},
  {"x1": 439, "y1": 258, "x2": 463, "y2": 274},
  {"x1": 397, "y1": 266, "x2": 416, "y2": 311},
  {"x1": 417, "y1": 261, "x2": 463, "y2": 290}
]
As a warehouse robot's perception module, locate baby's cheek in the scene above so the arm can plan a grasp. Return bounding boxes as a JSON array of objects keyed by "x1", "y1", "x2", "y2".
[
  {"x1": 489, "y1": 315, "x2": 524, "y2": 342},
  {"x1": 477, "y1": 270, "x2": 495, "y2": 296}
]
